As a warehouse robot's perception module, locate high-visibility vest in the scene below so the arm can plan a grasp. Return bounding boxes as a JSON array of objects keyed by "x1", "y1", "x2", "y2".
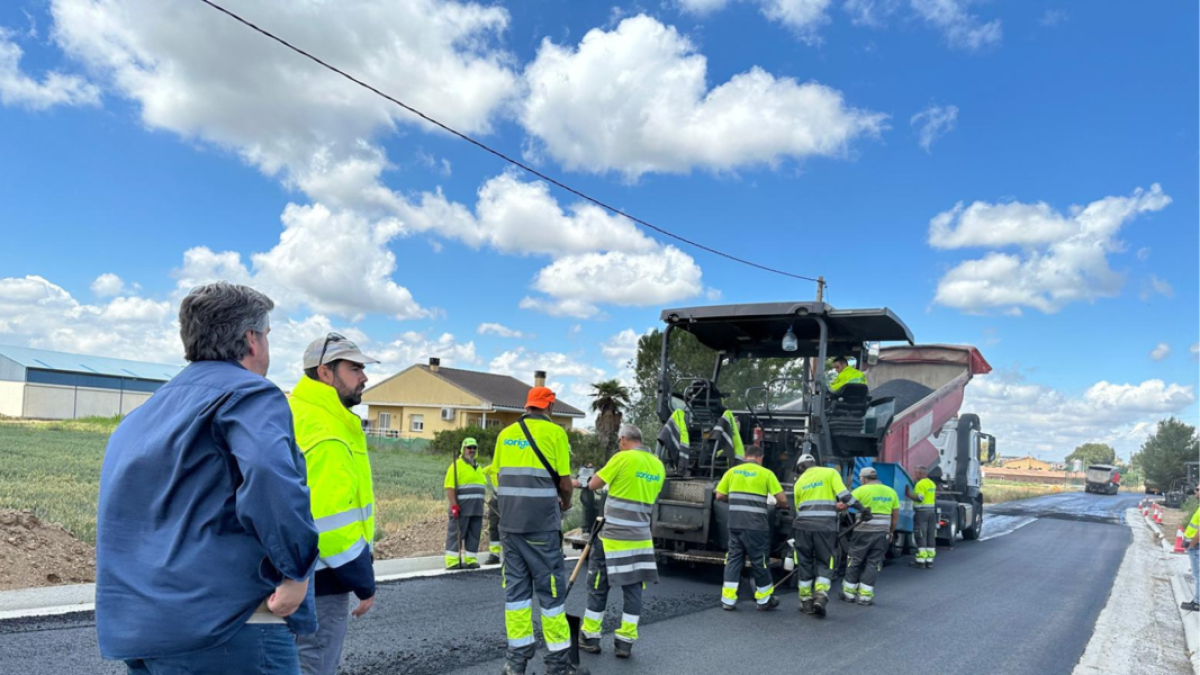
[
  {"x1": 290, "y1": 376, "x2": 375, "y2": 570},
  {"x1": 852, "y1": 483, "x2": 899, "y2": 532},
  {"x1": 445, "y1": 456, "x2": 487, "y2": 518},
  {"x1": 716, "y1": 462, "x2": 783, "y2": 531},
  {"x1": 657, "y1": 408, "x2": 691, "y2": 467},
  {"x1": 491, "y1": 414, "x2": 571, "y2": 534},
  {"x1": 830, "y1": 366, "x2": 867, "y2": 392},
  {"x1": 713, "y1": 410, "x2": 745, "y2": 460},
  {"x1": 597, "y1": 447, "x2": 665, "y2": 587},
  {"x1": 793, "y1": 466, "x2": 852, "y2": 531},
  {"x1": 913, "y1": 478, "x2": 937, "y2": 510},
  {"x1": 1186, "y1": 507, "x2": 1199, "y2": 540}
]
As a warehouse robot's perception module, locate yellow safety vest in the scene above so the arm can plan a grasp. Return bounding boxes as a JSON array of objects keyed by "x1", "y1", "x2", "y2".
[
  {"x1": 852, "y1": 483, "x2": 899, "y2": 532},
  {"x1": 491, "y1": 415, "x2": 571, "y2": 534},
  {"x1": 913, "y1": 478, "x2": 937, "y2": 511},
  {"x1": 1186, "y1": 507, "x2": 1199, "y2": 540},
  {"x1": 290, "y1": 376, "x2": 375, "y2": 570},
  {"x1": 445, "y1": 457, "x2": 487, "y2": 517},
  {"x1": 716, "y1": 462, "x2": 783, "y2": 531},
  {"x1": 794, "y1": 466, "x2": 853, "y2": 531},
  {"x1": 830, "y1": 366, "x2": 867, "y2": 392}
]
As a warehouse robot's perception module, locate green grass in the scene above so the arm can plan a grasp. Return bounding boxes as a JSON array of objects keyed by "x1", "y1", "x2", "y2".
[
  {"x1": 983, "y1": 479, "x2": 1078, "y2": 505},
  {"x1": 0, "y1": 421, "x2": 455, "y2": 546}
]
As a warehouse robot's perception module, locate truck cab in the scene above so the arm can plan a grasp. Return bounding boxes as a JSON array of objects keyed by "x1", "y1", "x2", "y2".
[{"x1": 1085, "y1": 465, "x2": 1120, "y2": 495}]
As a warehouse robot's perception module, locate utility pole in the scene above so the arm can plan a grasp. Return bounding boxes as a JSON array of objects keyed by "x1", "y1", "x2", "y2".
[{"x1": 816, "y1": 276, "x2": 825, "y2": 303}]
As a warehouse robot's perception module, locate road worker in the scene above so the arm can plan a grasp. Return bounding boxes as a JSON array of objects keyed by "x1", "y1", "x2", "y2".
[
  {"x1": 1183, "y1": 486, "x2": 1199, "y2": 612},
  {"x1": 829, "y1": 356, "x2": 867, "y2": 393},
  {"x1": 792, "y1": 453, "x2": 865, "y2": 617},
  {"x1": 715, "y1": 444, "x2": 787, "y2": 612},
  {"x1": 483, "y1": 462, "x2": 502, "y2": 565},
  {"x1": 842, "y1": 467, "x2": 899, "y2": 606},
  {"x1": 907, "y1": 465, "x2": 938, "y2": 569},
  {"x1": 445, "y1": 437, "x2": 487, "y2": 570},
  {"x1": 491, "y1": 387, "x2": 585, "y2": 675},
  {"x1": 580, "y1": 424, "x2": 665, "y2": 659},
  {"x1": 292, "y1": 333, "x2": 380, "y2": 675}
]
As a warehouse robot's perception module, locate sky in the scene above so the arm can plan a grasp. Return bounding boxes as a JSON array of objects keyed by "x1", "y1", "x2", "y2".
[{"x1": 0, "y1": 0, "x2": 1196, "y2": 461}]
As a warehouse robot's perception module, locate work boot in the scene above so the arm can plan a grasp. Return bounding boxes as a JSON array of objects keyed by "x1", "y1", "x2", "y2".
[
  {"x1": 501, "y1": 660, "x2": 527, "y2": 675},
  {"x1": 756, "y1": 596, "x2": 780, "y2": 611},
  {"x1": 548, "y1": 663, "x2": 591, "y2": 675},
  {"x1": 857, "y1": 596, "x2": 874, "y2": 606},
  {"x1": 578, "y1": 634, "x2": 601, "y2": 654},
  {"x1": 465, "y1": 562, "x2": 481, "y2": 570},
  {"x1": 722, "y1": 603, "x2": 737, "y2": 611},
  {"x1": 841, "y1": 591, "x2": 857, "y2": 603},
  {"x1": 486, "y1": 554, "x2": 502, "y2": 565},
  {"x1": 908, "y1": 560, "x2": 923, "y2": 569},
  {"x1": 615, "y1": 639, "x2": 633, "y2": 659},
  {"x1": 447, "y1": 563, "x2": 463, "y2": 571},
  {"x1": 812, "y1": 594, "x2": 828, "y2": 618},
  {"x1": 800, "y1": 599, "x2": 815, "y2": 614}
]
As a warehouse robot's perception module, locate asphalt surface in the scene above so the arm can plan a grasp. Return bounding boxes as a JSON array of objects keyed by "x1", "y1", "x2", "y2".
[{"x1": 0, "y1": 491, "x2": 1143, "y2": 675}]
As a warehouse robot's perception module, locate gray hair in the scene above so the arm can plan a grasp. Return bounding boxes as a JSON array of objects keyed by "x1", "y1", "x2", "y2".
[
  {"x1": 179, "y1": 282, "x2": 274, "y2": 363},
  {"x1": 618, "y1": 423, "x2": 643, "y2": 443}
]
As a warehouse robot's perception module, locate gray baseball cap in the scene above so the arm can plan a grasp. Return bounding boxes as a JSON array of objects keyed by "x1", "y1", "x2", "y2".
[
  {"x1": 860, "y1": 467, "x2": 878, "y2": 479},
  {"x1": 303, "y1": 333, "x2": 380, "y2": 369}
]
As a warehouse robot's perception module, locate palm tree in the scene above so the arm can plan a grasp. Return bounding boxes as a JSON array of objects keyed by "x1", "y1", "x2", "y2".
[{"x1": 590, "y1": 379, "x2": 631, "y2": 460}]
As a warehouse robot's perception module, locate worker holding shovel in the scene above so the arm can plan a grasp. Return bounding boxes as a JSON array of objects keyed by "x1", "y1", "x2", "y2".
[
  {"x1": 444, "y1": 438, "x2": 487, "y2": 569},
  {"x1": 579, "y1": 424, "x2": 666, "y2": 659}
]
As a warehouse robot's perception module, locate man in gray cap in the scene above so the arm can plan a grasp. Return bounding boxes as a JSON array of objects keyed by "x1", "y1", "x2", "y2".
[
  {"x1": 843, "y1": 467, "x2": 899, "y2": 606},
  {"x1": 290, "y1": 333, "x2": 381, "y2": 675}
]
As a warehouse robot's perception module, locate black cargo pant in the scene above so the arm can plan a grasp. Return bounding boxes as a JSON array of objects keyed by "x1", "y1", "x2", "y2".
[
  {"x1": 722, "y1": 529, "x2": 774, "y2": 607},
  {"x1": 843, "y1": 531, "x2": 888, "y2": 598},
  {"x1": 792, "y1": 528, "x2": 836, "y2": 599}
]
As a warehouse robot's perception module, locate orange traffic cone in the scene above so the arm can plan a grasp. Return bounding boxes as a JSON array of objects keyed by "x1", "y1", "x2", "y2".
[
  {"x1": 1155, "y1": 509, "x2": 1163, "y2": 525},
  {"x1": 1174, "y1": 528, "x2": 1187, "y2": 554}
]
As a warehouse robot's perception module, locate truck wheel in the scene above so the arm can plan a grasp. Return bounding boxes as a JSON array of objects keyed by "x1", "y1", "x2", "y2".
[{"x1": 962, "y1": 499, "x2": 983, "y2": 540}]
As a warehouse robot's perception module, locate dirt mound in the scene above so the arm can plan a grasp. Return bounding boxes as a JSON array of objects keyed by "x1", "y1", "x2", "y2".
[
  {"x1": 0, "y1": 510, "x2": 96, "y2": 591},
  {"x1": 374, "y1": 517, "x2": 498, "y2": 562}
]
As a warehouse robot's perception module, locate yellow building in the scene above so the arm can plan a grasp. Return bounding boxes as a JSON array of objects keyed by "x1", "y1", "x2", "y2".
[
  {"x1": 362, "y1": 358, "x2": 586, "y2": 440},
  {"x1": 1002, "y1": 455, "x2": 1052, "y2": 471}
]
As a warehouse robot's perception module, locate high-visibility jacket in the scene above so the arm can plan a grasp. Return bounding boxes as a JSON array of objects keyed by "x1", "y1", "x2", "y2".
[
  {"x1": 793, "y1": 466, "x2": 859, "y2": 532},
  {"x1": 1186, "y1": 507, "x2": 1199, "y2": 540},
  {"x1": 713, "y1": 410, "x2": 745, "y2": 460},
  {"x1": 445, "y1": 456, "x2": 487, "y2": 518},
  {"x1": 852, "y1": 482, "x2": 899, "y2": 533},
  {"x1": 596, "y1": 447, "x2": 665, "y2": 586},
  {"x1": 830, "y1": 366, "x2": 867, "y2": 392},
  {"x1": 657, "y1": 408, "x2": 691, "y2": 468},
  {"x1": 491, "y1": 414, "x2": 571, "y2": 534},
  {"x1": 912, "y1": 478, "x2": 937, "y2": 511},
  {"x1": 716, "y1": 462, "x2": 783, "y2": 531},
  {"x1": 290, "y1": 376, "x2": 375, "y2": 571}
]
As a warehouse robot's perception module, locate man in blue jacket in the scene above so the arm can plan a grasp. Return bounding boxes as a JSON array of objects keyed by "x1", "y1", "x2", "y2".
[{"x1": 96, "y1": 282, "x2": 320, "y2": 675}]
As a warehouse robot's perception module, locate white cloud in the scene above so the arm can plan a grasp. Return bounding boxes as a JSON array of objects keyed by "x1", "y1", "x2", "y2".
[
  {"x1": 909, "y1": 0, "x2": 1002, "y2": 52},
  {"x1": 966, "y1": 372, "x2": 1195, "y2": 460},
  {"x1": 1139, "y1": 274, "x2": 1173, "y2": 301},
  {"x1": 1038, "y1": 9, "x2": 1068, "y2": 27},
  {"x1": 910, "y1": 104, "x2": 958, "y2": 153},
  {"x1": 372, "y1": 331, "x2": 480, "y2": 376},
  {"x1": 1191, "y1": 343, "x2": 1199, "y2": 360},
  {"x1": 528, "y1": 246, "x2": 703, "y2": 318},
  {"x1": 518, "y1": 296, "x2": 604, "y2": 320},
  {"x1": 601, "y1": 329, "x2": 642, "y2": 367},
  {"x1": 520, "y1": 15, "x2": 886, "y2": 179},
  {"x1": 0, "y1": 26, "x2": 98, "y2": 110},
  {"x1": 1150, "y1": 343, "x2": 1171, "y2": 361},
  {"x1": 1136, "y1": 247, "x2": 1151, "y2": 261},
  {"x1": 90, "y1": 273, "x2": 125, "y2": 297},
  {"x1": 478, "y1": 323, "x2": 531, "y2": 339},
  {"x1": 931, "y1": 184, "x2": 1172, "y2": 314},
  {"x1": 843, "y1": 0, "x2": 900, "y2": 27},
  {"x1": 678, "y1": 0, "x2": 831, "y2": 39},
  {"x1": 489, "y1": 347, "x2": 606, "y2": 383},
  {"x1": 678, "y1": 0, "x2": 733, "y2": 14}
]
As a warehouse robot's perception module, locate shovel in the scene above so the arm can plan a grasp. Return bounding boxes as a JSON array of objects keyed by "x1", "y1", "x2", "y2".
[{"x1": 565, "y1": 517, "x2": 605, "y2": 666}]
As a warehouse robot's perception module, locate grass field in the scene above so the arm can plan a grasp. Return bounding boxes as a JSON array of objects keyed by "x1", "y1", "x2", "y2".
[
  {"x1": 983, "y1": 478, "x2": 1080, "y2": 505},
  {"x1": 0, "y1": 421, "x2": 452, "y2": 546}
]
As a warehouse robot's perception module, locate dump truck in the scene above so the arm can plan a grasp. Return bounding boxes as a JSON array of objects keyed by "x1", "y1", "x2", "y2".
[
  {"x1": 641, "y1": 301, "x2": 995, "y2": 567},
  {"x1": 1084, "y1": 465, "x2": 1121, "y2": 495}
]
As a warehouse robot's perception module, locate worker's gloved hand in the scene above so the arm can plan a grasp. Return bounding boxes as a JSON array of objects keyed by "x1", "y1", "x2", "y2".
[
  {"x1": 766, "y1": 493, "x2": 777, "y2": 507},
  {"x1": 450, "y1": 504, "x2": 461, "y2": 519},
  {"x1": 859, "y1": 510, "x2": 874, "y2": 523}
]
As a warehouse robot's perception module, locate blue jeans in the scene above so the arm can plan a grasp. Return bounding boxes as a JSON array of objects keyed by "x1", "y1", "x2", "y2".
[
  {"x1": 1189, "y1": 547, "x2": 1199, "y2": 605},
  {"x1": 125, "y1": 623, "x2": 299, "y2": 675}
]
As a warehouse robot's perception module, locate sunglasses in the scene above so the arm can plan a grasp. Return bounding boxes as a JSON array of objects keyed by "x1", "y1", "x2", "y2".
[
  {"x1": 464, "y1": 446, "x2": 478, "y2": 450},
  {"x1": 318, "y1": 332, "x2": 348, "y2": 367}
]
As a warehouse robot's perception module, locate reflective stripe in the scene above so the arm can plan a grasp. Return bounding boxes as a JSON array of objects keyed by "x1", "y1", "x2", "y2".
[
  {"x1": 506, "y1": 600, "x2": 532, "y2": 611},
  {"x1": 609, "y1": 496, "x2": 655, "y2": 514},
  {"x1": 800, "y1": 499, "x2": 837, "y2": 506},
  {"x1": 914, "y1": 504, "x2": 936, "y2": 510},
  {"x1": 546, "y1": 640, "x2": 570, "y2": 652},
  {"x1": 500, "y1": 466, "x2": 552, "y2": 478},
  {"x1": 607, "y1": 561, "x2": 659, "y2": 575},
  {"x1": 541, "y1": 604, "x2": 565, "y2": 618},
  {"x1": 584, "y1": 609, "x2": 604, "y2": 622},
  {"x1": 457, "y1": 494, "x2": 484, "y2": 501},
  {"x1": 723, "y1": 581, "x2": 739, "y2": 589},
  {"x1": 314, "y1": 504, "x2": 375, "y2": 533},
  {"x1": 621, "y1": 613, "x2": 640, "y2": 626},
  {"x1": 604, "y1": 515, "x2": 649, "y2": 528},
  {"x1": 496, "y1": 486, "x2": 559, "y2": 498},
  {"x1": 795, "y1": 511, "x2": 837, "y2": 517},
  {"x1": 315, "y1": 537, "x2": 368, "y2": 570},
  {"x1": 836, "y1": 490, "x2": 851, "y2": 499},
  {"x1": 605, "y1": 546, "x2": 655, "y2": 559},
  {"x1": 729, "y1": 505, "x2": 769, "y2": 514},
  {"x1": 444, "y1": 550, "x2": 459, "y2": 557},
  {"x1": 508, "y1": 636, "x2": 535, "y2": 648}
]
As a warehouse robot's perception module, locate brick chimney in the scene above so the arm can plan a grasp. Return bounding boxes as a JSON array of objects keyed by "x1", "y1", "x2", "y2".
[
  {"x1": 534, "y1": 370, "x2": 546, "y2": 387},
  {"x1": 429, "y1": 357, "x2": 441, "y2": 373}
]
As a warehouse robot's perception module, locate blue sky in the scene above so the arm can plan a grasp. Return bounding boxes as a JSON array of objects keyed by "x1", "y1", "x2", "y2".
[{"x1": 0, "y1": 0, "x2": 1195, "y2": 460}]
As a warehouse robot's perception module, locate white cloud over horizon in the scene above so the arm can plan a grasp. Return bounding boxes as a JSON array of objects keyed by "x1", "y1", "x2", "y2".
[{"x1": 0, "y1": 26, "x2": 99, "y2": 110}]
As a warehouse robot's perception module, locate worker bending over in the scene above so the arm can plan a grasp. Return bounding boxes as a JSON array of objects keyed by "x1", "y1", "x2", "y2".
[
  {"x1": 492, "y1": 387, "x2": 584, "y2": 675},
  {"x1": 444, "y1": 438, "x2": 486, "y2": 569},
  {"x1": 715, "y1": 444, "x2": 787, "y2": 611},
  {"x1": 842, "y1": 467, "x2": 899, "y2": 606},
  {"x1": 580, "y1": 424, "x2": 665, "y2": 659},
  {"x1": 792, "y1": 454, "x2": 865, "y2": 617},
  {"x1": 907, "y1": 466, "x2": 938, "y2": 569},
  {"x1": 829, "y1": 356, "x2": 867, "y2": 393}
]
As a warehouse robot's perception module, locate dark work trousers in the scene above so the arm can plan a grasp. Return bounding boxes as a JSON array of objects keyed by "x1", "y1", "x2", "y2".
[
  {"x1": 582, "y1": 538, "x2": 644, "y2": 644},
  {"x1": 722, "y1": 529, "x2": 774, "y2": 606},
  {"x1": 444, "y1": 515, "x2": 482, "y2": 567},
  {"x1": 501, "y1": 531, "x2": 571, "y2": 672},
  {"x1": 792, "y1": 529, "x2": 837, "y2": 599},
  {"x1": 843, "y1": 531, "x2": 889, "y2": 598}
]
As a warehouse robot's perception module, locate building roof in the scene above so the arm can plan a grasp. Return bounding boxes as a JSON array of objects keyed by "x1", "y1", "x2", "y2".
[
  {"x1": 0, "y1": 344, "x2": 182, "y2": 382},
  {"x1": 427, "y1": 365, "x2": 586, "y2": 417}
]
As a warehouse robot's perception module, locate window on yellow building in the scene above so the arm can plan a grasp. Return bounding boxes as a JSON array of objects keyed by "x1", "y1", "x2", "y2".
[{"x1": 411, "y1": 414, "x2": 424, "y2": 432}]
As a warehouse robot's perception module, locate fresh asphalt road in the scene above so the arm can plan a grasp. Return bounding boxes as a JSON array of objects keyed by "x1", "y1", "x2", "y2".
[{"x1": 0, "y1": 491, "x2": 1142, "y2": 675}]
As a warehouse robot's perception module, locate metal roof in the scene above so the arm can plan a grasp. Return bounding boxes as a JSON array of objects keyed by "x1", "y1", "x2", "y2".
[
  {"x1": 0, "y1": 344, "x2": 182, "y2": 382},
  {"x1": 659, "y1": 301, "x2": 914, "y2": 358}
]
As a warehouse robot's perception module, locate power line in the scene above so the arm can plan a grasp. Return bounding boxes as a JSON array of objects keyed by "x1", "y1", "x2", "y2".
[{"x1": 195, "y1": 0, "x2": 822, "y2": 285}]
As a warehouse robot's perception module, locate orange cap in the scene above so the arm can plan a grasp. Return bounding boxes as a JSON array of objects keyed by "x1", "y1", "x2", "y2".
[{"x1": 526, "y1": 386, "x2": 556, "y2": 409}]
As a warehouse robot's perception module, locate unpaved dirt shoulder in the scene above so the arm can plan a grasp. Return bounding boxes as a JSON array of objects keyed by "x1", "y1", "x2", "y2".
[{"x1": 0, "y1": 511, "x2": 96, "y2": 592}]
